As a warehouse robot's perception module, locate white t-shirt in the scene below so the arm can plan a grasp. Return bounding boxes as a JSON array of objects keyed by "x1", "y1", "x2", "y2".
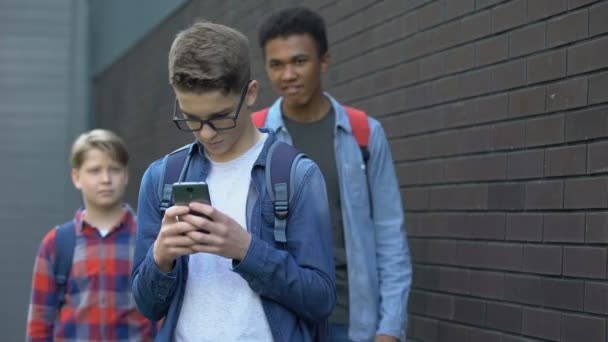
[{"x1": 175, "y1": 134, "x2": 272, "y2": 342}]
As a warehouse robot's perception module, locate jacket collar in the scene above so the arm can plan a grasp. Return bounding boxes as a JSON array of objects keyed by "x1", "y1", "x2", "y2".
[{"x1": 264, "y1": 93, "x2": 352, "y2": 134}]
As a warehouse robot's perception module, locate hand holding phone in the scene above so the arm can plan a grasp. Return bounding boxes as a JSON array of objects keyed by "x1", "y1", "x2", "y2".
[{"x1": 172, "y1": 182, "x2": 212, "y2": 221}]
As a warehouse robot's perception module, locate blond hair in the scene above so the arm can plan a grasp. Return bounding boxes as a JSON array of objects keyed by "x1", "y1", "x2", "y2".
[{"x1": 70, "y1": 129, "x2": 129, "y2": 169}]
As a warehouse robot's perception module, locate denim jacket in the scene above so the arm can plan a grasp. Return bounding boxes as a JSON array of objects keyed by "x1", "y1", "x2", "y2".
[
  {"x1": 131, "y1": 131, "x2": 336, "y2": 341},
  {"x1": 264, "y1": 94, "x2": 412, "y2": 341}
]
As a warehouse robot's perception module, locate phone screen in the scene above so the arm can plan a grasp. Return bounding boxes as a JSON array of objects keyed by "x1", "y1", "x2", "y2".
[{"x1": 172, "y1": 182, "x2": 212, "y2": 219}]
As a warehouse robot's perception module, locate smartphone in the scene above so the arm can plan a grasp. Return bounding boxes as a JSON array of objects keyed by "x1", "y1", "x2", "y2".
[{"x1": 172, "y1": 182, "x2": 212, "y2": 219}]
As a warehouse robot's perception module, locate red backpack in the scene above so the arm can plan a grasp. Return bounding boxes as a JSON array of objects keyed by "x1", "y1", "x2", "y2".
[{"x1": 251, "y1": 106, "x2": 371, "y2": 163}]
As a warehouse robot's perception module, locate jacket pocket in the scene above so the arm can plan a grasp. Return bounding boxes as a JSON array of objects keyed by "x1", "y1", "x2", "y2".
[{"x1": 344, "y1": 162, "x2": 369, "y2": 207}]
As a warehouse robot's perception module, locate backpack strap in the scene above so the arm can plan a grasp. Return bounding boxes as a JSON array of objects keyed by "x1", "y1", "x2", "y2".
[
  {"x1": 344, "y1": 106, "x2": 370, "y2": 163},
  {"x1": 254, "y1": 105, "x2": 370, "y2": 163},
  {"x1": 54, "y1": 221, "x2": 76, "y2": 310},
  {"x1": 158, "y1": 145, "x2": 192, "y2": 213},
  {"x1": 265, "y1": 140, "x2": 304, "y2": 243},
  {"x1": 344, "y1": 106, "x2": 374, "y2": 218},
  {"x1": 252, "y1": 108, "x2": 269, "y2": 128}
]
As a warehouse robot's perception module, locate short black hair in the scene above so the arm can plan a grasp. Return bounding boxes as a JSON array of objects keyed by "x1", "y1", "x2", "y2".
[{"x1": 258, "y1": 6, "x2": 328, "y2": 56}]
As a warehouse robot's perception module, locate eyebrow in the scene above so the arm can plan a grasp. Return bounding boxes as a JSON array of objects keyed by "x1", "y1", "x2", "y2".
[
  {"x1": 269, "y1": 54, "x2": 310, "y2": 63},
  {"x1": 181, "y1": 106, "x2": 234, "y2": 120}
]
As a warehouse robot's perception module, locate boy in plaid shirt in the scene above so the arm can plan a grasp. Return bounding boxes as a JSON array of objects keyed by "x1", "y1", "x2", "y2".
[{"x1": 26, "y1": 129, "x2": 156, "y2": 341}]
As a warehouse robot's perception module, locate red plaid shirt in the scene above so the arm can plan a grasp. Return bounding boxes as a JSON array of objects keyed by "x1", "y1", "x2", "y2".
[{"x1": 26, "y1": 206, "x2": 156, "y2": 341}]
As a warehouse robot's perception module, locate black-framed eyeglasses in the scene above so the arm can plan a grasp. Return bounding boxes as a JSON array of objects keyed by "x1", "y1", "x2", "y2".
[{"x1": 172, "y1": 81, "x2": 250, "y2": 132}]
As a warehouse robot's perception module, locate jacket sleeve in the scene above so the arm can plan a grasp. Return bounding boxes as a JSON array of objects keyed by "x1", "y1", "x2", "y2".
[
  {"x1": 26, "y1": 230, "x2": 59, "y2": 342},
  {"x1": 131, "y1": 159, "x2": 180, "y2": 321},
  {"x1": 233, "y1": 159, "x2": 337, "y2": 321},
  {"x1": 368, "y1": 119, "x2": 412, "y2": 339}
]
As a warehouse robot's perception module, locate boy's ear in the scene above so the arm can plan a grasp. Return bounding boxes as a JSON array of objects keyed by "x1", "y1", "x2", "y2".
[
  {"x1": 123, "y1": 167, "x2": 129, "y2": 186},
  {"x1": 320, "y1": 52, "x2": 330, "y2": 73},
  {"x1": 71, "y1": 168, "x2": 81, "y2": 190},
  {"x1": 245, "y1": 80, "x2": 258, "y2": 108}
]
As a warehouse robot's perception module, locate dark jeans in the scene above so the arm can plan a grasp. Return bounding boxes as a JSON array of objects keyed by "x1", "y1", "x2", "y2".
[{"x1": 329, "y1": 324, "x2": 353, "y2": 342}]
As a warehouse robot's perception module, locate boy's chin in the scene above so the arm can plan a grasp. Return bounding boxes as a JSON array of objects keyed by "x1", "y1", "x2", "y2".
[{"x1": 87, "y1": 197, "x2": 122, "y2": 210}]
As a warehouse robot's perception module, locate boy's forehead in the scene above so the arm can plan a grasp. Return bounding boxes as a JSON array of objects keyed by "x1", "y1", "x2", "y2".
[
  {"x1": 175, "y1": 89, "x2": 236, "y2": 116},
  {"x1": 264, "y1": 33, "x2": 318, "y2": 56},
  {"x1": 80, "y1": 148, "x2": 124, "y2": 165}
]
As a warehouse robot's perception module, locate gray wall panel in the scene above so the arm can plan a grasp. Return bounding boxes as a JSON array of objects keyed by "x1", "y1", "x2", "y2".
[{"x1": 0, "y1": 0, "x2": 87, "y2": 339}]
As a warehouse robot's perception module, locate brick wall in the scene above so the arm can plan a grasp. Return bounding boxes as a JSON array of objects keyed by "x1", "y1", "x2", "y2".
[{"x1": 94, "y1": 1, "x2": 608, "y2": 341}]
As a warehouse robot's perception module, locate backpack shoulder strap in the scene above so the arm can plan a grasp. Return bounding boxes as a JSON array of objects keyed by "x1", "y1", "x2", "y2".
[
  {"x1": 265, "y1": 140, "x2": 304, "y2": 243},
  {"x1": 54, "y1": 220, "x2": 76, "y2": 309},
  {"x1": 344, "y1": 106, "x2": 371, "y2": 162},
  {"x1": 251, "y1": 108, "x2": 269, "y2": 128},
  {"x1": 158, "y1": 145, "x2": 191, "y2": 213},
  {"x1": 344, "y1": 106, "x2": 374, "y2": 218}
]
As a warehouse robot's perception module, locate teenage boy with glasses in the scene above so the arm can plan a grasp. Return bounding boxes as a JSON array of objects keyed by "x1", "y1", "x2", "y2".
[{"x1": 131, "y1": 20, "x2": 336, "y2": 341}]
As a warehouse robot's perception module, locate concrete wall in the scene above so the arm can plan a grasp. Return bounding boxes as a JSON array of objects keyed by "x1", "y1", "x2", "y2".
[{"x1": 0, "y1": 0, "x2": 88, "y2": 339}]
